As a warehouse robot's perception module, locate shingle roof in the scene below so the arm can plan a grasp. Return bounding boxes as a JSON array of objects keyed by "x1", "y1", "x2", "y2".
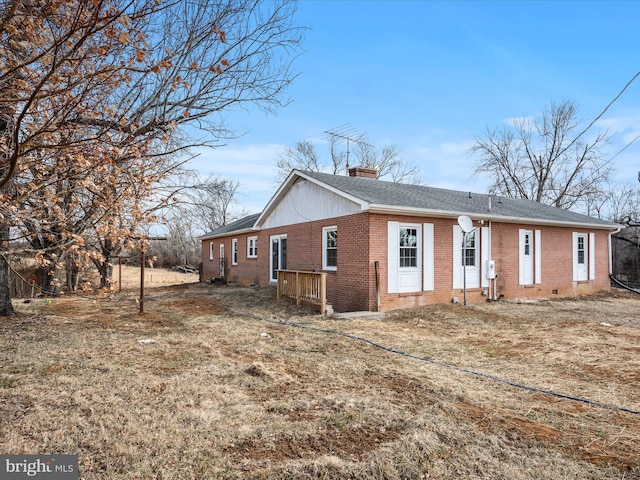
[
  {"x1": 199, "y1": 213, "x2": 260, "y2": 239},
  {"x1": 203, "y1": 171, "x2": 619, "y2": 237},
  {"x1": 301, "y1": 170, "x2": 618, "y2": 228}
]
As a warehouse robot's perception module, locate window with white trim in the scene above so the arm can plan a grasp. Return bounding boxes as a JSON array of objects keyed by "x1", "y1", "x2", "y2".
[
  {"x1": 462, "y1": 230, "x2": 477, "y2": 268},
  {"x1": 231, "y1": 238, "x2": 238, "y2": 265},
  {"x1": 399, "y1": 227, "x2": 418, "y2": 267},
  {"x1": 322, "y1": 226, "x2": 337, "y2": 271},
  {"x1": 209, "y1": 241, "x2": 213, "y2": 261},
  {"x1": 247, "y1": 236, "x2": 258, "y2": 258},
  {"x1": 578, "y1": 236, "x2": 585, "y2": 263}
]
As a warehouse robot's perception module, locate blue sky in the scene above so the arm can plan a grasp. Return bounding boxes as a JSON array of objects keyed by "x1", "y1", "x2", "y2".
[{"x1": 190, "y1": 0, "x2": 640, "y2": 214}]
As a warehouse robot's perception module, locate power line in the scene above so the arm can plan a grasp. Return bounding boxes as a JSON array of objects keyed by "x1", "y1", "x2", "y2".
[
  {"x1": 608, "y1": 131, "x2": 640, "y2": 162},
  {"x1": 560, "y1": 71, "x2": 640, "y2": 157}
]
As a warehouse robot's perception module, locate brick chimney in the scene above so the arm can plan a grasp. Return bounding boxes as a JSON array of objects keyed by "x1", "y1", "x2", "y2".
[{"x1": 348, "y1": 166, "x2": 378, "y2": 179}]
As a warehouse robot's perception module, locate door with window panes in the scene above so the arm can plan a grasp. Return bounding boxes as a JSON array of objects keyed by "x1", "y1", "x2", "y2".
[
  {"x1": 575, "y1": 234, "x2": 588, "y2": 281},
  {"x1": 461, "y1": 230, "x2": 479, "y2": 288},
  {"x1": 522, "y1": 230, "x2": 534, "y2": 284},
  {"x1": 398, "y1": 225, "x2": 421, "y2": 292},
  {"x1": 270, "y1": 235, "x2": 287, "y2": 282}
]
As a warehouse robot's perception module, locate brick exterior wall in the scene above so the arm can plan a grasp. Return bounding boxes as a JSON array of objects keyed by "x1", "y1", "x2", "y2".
[{"x1": 201, "y1": 213, "x2": 613, "y2": 312}]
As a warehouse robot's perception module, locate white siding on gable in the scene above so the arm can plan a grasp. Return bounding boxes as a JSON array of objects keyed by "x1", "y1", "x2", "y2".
[{"x1": 261, "y1": 179, "x2": 361, "y2": 229}]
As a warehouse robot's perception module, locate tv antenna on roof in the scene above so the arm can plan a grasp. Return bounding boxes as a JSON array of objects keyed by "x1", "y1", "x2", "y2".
[{"x1": 324, "y1": 124, "x2": 371, "y2": 174}]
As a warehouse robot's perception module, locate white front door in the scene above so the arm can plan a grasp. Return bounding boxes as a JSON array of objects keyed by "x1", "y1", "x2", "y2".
[
  {"x1": 575, "y1": 233, "x2": 588, "y2": 281},
  {"x1": 522, "y1": 230, "x2": 534, "y2": 285},
  {"x1": 270, "y1": 235, "x2": 287, "y2": 282},
  {"x1": 461, "y1": 230, "x2": 479, "y2": 289},
  {"x1": 397, "y1": 225, "x2": 422, "y2": 292}
]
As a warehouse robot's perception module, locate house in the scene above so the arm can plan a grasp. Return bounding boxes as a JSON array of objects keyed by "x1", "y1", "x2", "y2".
[{"x1": 200, "y1": 167, "x2": 620, "y2": 312}]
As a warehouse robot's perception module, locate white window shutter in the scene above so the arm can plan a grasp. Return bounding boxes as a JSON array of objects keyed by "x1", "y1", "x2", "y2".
[
  {"x1": 452, "y1": 226, "x2": 462, "y2": 289},
  {"x1": 535, "y1": 230, "x2": 542, "y2": 284},
  {"x1": 387, "y1": 222, "x2": 399, "y2": 293},
  {"x1": 589, "y1": 232, "x2": 596, "y2": 280},
  {"x1": 423, "y1": 223, "x2": 434, "y2": 291},
  {"x1": 481, "y1": 227, "x2": 489, "y2": 288}
]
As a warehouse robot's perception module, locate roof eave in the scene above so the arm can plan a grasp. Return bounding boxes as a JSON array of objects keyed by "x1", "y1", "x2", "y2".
[
  {"x1": 198, "y1": 226, "x2": 259, "y2": 241},
  {"x1": 367, "y1": 204, "x2": 621, "y2": 230}
]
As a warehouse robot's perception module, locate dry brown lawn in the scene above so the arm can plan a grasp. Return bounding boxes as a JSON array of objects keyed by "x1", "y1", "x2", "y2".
[
  {"x1": 1, "y1": 279, "x2": 639, "y2": 479},
  {"x1": 111, "y1": 265, "x2": 200, "y2": 289}
]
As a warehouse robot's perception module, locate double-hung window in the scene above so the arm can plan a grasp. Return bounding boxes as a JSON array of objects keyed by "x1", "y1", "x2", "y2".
[
  {"x1": 399, "y1": 227, "x2": 418, "y2": 267},
  {"x1": 462, "y1": 231, "x2": 476, "y2": 268},
  {"x1": 322, "y1": 226, "x2": 337, "y2": 271},
  {"x1": 231, "y1": 239, "x2": 238, "y2": 265},
  {"x1": 247, "y1": 236, "x2": 258, "y2": 258}
]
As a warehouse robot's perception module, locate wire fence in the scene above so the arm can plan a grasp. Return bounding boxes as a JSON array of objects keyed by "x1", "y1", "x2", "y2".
[{"x1": 8, "y1": 265, "x2": 51, "y2": 299}]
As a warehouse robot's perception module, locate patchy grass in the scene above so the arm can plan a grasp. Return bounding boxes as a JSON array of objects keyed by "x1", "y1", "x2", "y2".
[{"x1": 1, "y1": 284, "x2": 639, "y2": 479}]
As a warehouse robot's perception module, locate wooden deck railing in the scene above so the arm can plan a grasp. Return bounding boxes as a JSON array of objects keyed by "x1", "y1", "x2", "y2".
[{"x1": 276, "y1": 270, "x2": 327, "y2": 314}]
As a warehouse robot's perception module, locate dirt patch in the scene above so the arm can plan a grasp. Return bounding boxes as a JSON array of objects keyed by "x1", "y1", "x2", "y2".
[
  {"x1": 453, "y1": 400, "x2": 638, "y2": 471},
  {"x1": 226, "y1": 424, "x2": 404, "y2": 462}
]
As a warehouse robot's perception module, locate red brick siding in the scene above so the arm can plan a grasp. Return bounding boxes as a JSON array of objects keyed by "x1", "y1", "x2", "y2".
[{"x1": 201, "y1": 215, "x2": 613, "y2": 312}]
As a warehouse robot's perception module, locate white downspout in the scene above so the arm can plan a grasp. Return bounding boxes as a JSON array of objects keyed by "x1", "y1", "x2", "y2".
[{"x1": 487, "y1": 220, "x2": 492, "y2": 301}]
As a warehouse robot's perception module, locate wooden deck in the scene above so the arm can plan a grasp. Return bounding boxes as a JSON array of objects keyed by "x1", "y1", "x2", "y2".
[{"x1": 276, "y1": 269, "x2": 327, "y2": 314}]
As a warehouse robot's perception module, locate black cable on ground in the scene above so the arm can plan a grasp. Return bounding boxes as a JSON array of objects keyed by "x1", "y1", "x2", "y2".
[
  {"x1": 610, "y1": 274, "x2": 640, "y2": 295},
  {"x1": 200, "y1": 296, "x2": 640, "y2": 416}
]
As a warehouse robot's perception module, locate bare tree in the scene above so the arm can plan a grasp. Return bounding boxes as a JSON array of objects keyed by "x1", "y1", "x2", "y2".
[
  {"x1": 353, "y1": 142, "x2": 420, "y2": 183},
  {"x1": 274, "y1": 133, "x2": 420, "y2": 184},
  {"x1": 470, "y1": 100, "x2": 612, "y2": 210},
  {"x1": 0, "y1": 0, "x2": 303, "y2": 315},
  {"x1": 174, "y1": 172, "x2": 248, "y2": 234},
  {"x1": 582, "y1": 182, "x2": 640, "y2": 224}
]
